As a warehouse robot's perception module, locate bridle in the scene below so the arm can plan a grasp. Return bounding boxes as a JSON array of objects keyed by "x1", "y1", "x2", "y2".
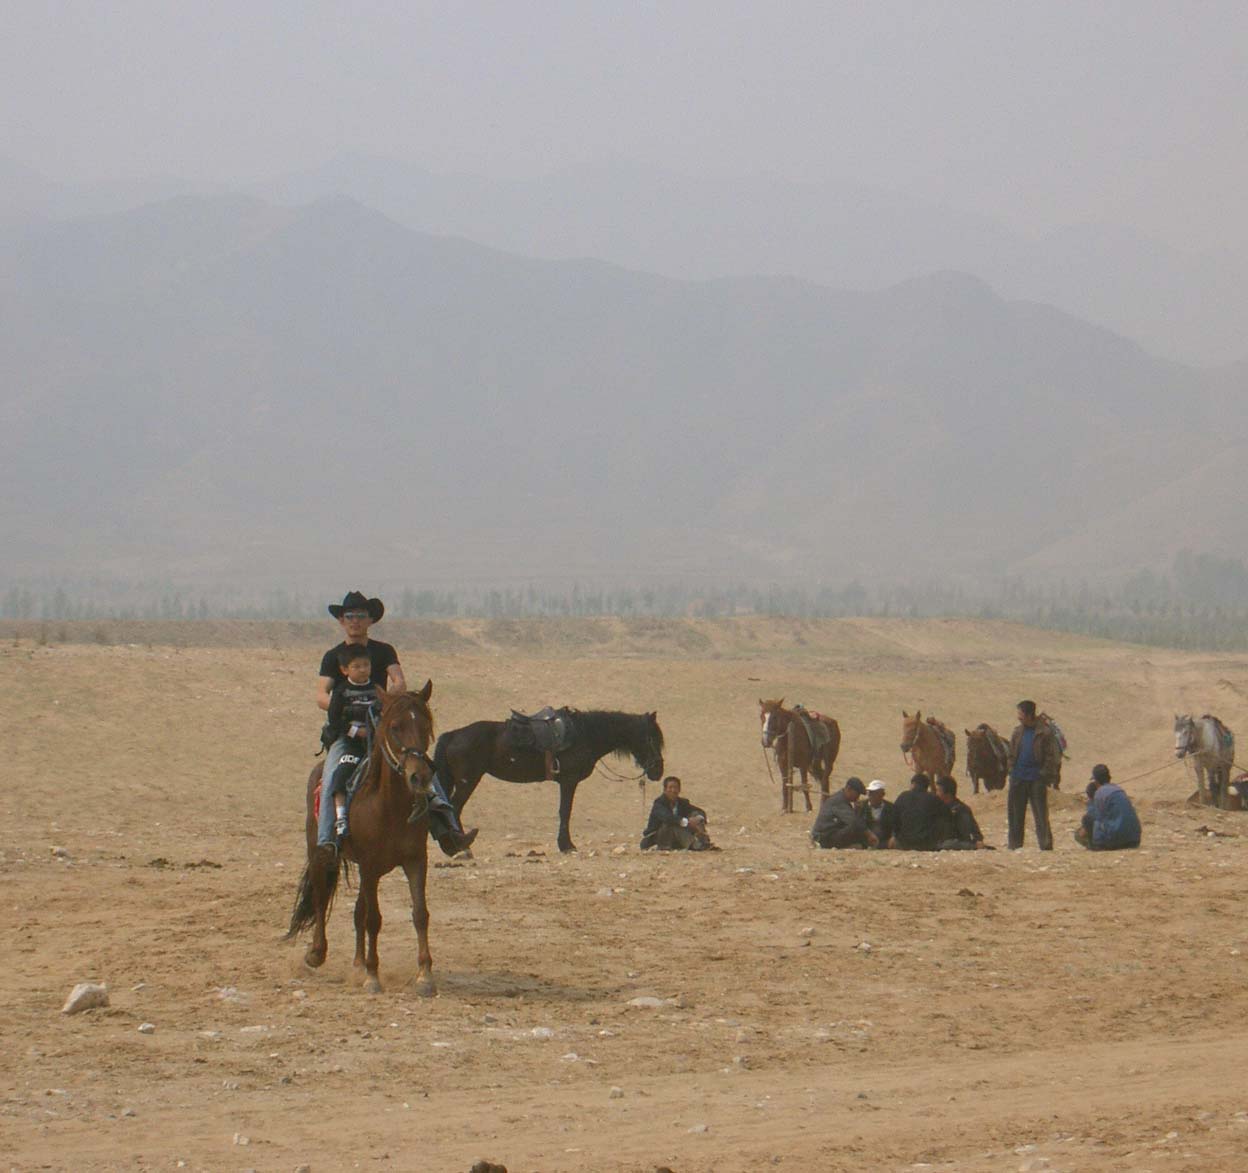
[
  {"x1": 761, "y1": 705, "x2": 790, "y2": 750},
  {"x1": 377, "y1": 704, "x2": 436, "y2": 780}
]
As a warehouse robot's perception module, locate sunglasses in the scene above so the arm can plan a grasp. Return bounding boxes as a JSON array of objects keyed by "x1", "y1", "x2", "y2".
[{"x1": 343, "y1": 611, "x2": 371, "y2": 621}]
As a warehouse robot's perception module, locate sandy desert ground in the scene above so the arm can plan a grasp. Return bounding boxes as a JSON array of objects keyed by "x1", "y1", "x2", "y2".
[{"x1": 3, "y1": 616, "x2": 1247, "y2": 1172}]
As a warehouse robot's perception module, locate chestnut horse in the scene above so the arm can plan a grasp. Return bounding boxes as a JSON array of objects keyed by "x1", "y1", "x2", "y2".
[
  {"x1": 759, "y1": 699, "x2": 842, "y2": 813},
  {"x1": 286, "y1": 683, "x2": 439, "y2": 995},
  {"x1": 901, "y1": 710, "x2": 956, "y2": 781},
  {"x1": 434, "y1": 709, "x2": 665, "y2": 853},
  {"x1": 964, "y1": 723, "x2": 1009, "y2": 794}
]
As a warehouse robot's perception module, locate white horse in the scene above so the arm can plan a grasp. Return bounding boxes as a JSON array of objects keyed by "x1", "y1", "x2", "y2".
[{"x1": 1174, "y1": 714, "x2": 1234, "y2": 809}]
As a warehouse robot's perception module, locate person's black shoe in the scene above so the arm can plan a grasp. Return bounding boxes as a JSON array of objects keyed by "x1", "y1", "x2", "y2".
[{"x1": 435, "y1": 826, "x2": 479, "y2": 857}]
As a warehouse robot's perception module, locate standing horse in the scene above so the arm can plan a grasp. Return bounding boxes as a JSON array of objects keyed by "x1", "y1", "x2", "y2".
[
  {"x1": 1174, "y1": 713, "x2": 1235, "y2": 809},
  {"x1": 286, "y1": 683, "x2": 439, "y2": 995},
  {"x1": 759, "y1": 699, "x2": 841, "y2": 813},
  {"x1": 434, "y1": 709, "x2": 664, "y2": 853},
  {"x1": 901, "y1": 711, "x2": 956, "y2": 781},
  {"x1": 965, "y1": 723, "x2": 1009, "y2": 794}
]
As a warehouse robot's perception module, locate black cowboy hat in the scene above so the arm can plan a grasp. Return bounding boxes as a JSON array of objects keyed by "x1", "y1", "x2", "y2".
[{"x1": 328, "y1": 590, "x2": 384, "y2": 623}]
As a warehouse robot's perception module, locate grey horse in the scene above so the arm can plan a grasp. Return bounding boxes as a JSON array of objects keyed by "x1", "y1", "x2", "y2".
[{"x1": 1174, "y1": 713, "x2": 1235, "y2": 809}]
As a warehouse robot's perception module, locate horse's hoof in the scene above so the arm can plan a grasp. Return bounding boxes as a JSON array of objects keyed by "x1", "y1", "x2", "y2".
[
  {"x1": 304, "y1": 948, "x2": 326, "y2": 969},
  {"x1": 365, "y1": 976, "x2": 382, "y2": 995},
  {"x1": 415, "y1": 977, "x2": 436, "y2": 998},
  {"x1": 558, "y1": 842, "x2": 577, "y2": 854}
]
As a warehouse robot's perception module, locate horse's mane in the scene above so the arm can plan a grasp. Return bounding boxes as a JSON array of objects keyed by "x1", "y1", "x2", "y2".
[{"x1": 570, "y1": 709, "x2": 663, "y2": 759}]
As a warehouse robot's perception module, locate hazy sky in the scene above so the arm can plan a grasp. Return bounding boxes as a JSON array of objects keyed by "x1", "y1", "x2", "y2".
[{"x1": 3, "y1": 1, "x2": 1246, "y2": 251}]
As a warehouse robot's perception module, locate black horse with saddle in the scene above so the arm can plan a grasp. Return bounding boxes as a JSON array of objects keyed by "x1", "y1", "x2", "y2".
[{"x1": 431, "y1": 706, "x2": 666, "y2": 852}]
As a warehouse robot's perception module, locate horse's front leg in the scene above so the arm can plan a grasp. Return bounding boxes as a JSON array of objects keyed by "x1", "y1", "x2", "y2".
[
  {"x1": 1195, "y1": 762, "x2": 1209, "y2": 806},
  {"x1": 304, "y1": 851, "x2": 330, "y2": 968},
  {"x1": 360, "y1": 869, "x2": 383, "y2": 994},
  {"x1": 780, "y1": 747, "x2": 791, "y2": 814},
  {"x1": 403, "y1": 852, "x2": 435, "y2": 997},
  {"x1": 557, "y1": 776, "x2": 580, "y2": 853}
]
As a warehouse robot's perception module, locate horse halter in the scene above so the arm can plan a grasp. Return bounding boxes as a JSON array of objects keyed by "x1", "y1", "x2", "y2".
[
  {"x1": 761, "y1": 706, "x2": 788, "y2": 749},
  {"x1": 378, "y1": 706, "x2": 435, "y2": 781}
]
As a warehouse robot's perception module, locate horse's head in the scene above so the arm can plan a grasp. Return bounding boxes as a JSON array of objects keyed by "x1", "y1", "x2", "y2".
[
  {"x1": 1174, "y1": 713, "x2": 1196, "y2": 759},
  {"x1": 901, "y1": 710, "x2": 922, "y2": 754},
  {"x1": 636, "y1": 711, "x2": 665, "y2": 780},
  {"x1": 377, "y1": 680, "x2": 437, "y2": 791},
  {"x1": 759, "y1": 698, "x2": 786, "y2": 748}
]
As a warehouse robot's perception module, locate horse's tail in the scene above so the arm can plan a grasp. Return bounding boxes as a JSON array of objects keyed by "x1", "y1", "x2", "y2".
[{"x1": 284, "y1": 852, "x2": 341, "y2": 940}]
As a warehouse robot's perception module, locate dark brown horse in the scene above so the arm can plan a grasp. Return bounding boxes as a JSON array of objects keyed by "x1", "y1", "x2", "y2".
[
  {"x1": 759, "y1": 699, "x2": 842, "y2": 813},
  {"x1": 286, "y1": 683, "x2": 439, "y2": 995},
  {"x1": 964, "y1": 723, "x2": 1008, "y2": 794},
  {"x1": 434, "y1": 709, "x2": 665, "y2": 853},
  {"x1": 901, "y1": 710, "x2": 956, "y2": 781}
]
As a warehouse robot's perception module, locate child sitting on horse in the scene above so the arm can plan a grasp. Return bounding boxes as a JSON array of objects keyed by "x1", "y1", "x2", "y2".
[{"x1": 319, "y1": 644, "x2": 380, "y2": 848}]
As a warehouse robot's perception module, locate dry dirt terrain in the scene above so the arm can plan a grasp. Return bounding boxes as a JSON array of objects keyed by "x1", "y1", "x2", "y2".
[{"x1": 3, "y1": 616, "x2": 1247, "y2": 1172}]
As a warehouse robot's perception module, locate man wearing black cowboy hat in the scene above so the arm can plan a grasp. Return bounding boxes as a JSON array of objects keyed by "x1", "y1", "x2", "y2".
[{"x1": 316, "y1": 590, "x2": 476, "y2": 857}]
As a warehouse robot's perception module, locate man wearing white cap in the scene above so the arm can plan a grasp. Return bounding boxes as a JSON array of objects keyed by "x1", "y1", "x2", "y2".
[{"x1": 863, "y1": 779, "x2": 897, "y2": 849}]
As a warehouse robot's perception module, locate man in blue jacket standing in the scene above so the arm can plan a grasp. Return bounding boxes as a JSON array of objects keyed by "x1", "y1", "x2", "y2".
[{"x1": 1076, "y1": 764, "x2": 1142, "y2": 850}]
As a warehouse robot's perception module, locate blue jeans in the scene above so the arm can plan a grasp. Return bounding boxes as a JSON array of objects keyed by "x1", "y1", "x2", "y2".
[{"x1": 317, "y1": 737, "x2": 365, "y2": 847}]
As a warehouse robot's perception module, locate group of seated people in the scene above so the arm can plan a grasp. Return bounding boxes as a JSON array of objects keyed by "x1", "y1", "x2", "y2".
[
  {"x1": 811, "y1": 773, "x2": 989, "y2": 851},
  {"x1": 812, "y1": 764, "x2": 1142, "y2": 852},
  {"x1": 640, "y1": 764, "x2": 1142, "y2": 856}
]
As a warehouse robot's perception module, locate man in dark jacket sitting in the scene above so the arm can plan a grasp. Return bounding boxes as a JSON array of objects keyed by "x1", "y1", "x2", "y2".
[
  {"x1": 641, "y1": 776, "x2": 715, "y2": 850},
  {"x1": 891, "y1": 774, "x2": 950, "y2": 850},
  {"x1": 862, "y1": 779, "x2": 898, "y2": 849},
  {"x1": 811, "y1": 777, "x2": 878, "y2": 849},
  {"x1": 934, "y1": 776, "x2": 989, "y2": 850}
]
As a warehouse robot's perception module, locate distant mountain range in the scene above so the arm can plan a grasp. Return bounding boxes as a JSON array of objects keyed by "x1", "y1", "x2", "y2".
[
  {"x1": 5, "y1": 153, "x2": 1247, "y2": 368},
  {"x1": 2, "y1": 191, "x2": 1245, "y2": 591},
  {"x1": 257, "y1": 154, "x2": 1248, "y2": 368}
]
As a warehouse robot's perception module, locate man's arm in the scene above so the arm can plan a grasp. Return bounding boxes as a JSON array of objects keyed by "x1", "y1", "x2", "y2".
[
  {"x1": 387, "y1": 662, "x2": 406, "y2": 692},
  {"x1": 316, "y1": 675, "x2": 335, "y2": 713}
]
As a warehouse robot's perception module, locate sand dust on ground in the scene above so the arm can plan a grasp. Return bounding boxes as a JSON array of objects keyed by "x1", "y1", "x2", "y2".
[{"x1": 3, "y1": 617, "x2": 1247, "y2": 1172}]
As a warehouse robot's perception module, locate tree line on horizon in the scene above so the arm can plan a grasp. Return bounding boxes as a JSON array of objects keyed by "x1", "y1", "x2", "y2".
[{"x1": 5, "y1": 551, "x2": 1248, "y2": 652}]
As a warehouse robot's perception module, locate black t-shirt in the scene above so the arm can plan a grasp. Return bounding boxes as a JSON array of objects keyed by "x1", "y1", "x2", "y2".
[
  {"x1": 318, "y1": 639, "x2": 400, "y2": 689},
  {"x1": 892, "y1": 788, "x2": 950, "y2": 849}
]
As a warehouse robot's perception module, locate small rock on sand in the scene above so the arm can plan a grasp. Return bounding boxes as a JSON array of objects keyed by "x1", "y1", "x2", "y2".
[
  {"x1": 61, "y1": 982, "x2": 109, "y2": 1015},
  {"x1": 137, "y1": 1022, "x2": 155, "y2": 1034}
]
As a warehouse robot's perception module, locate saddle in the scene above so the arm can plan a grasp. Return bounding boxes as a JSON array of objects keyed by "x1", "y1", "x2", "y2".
[
  {"x1": 1201, "y1": 714, "x2": 1234, "y2": 753},
  {"x1": 504, "y1": 706, "x2": 576, "y2": 778},
  {"x1": 978, "y1": 724, "x2": 1009, "y2": 775},
  {"x1": 792, "y1": 704, "x2": 832, "y2": 754},
  {"x1": 926, "y1": 717, "x2": 956, "y2": 770}
]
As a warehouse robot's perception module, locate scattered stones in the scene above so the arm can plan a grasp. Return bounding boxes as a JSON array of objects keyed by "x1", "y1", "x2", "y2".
[
  {"x1": 856, "y1": 942, "x2": 873, "y2": 953},
  {"x1": 130, "y1": 982, "x2": 146, "y2": 993},
  {"x1": 560, "y1": 1052, "x2": 580, "y2": 1062},
  {"x1": 216, "y1": 985, "x2": 247, "y2": 1003},
  {"x1": 529, "y1": 1026, "x2": 555, "y2": 1040},
  {"x1": 294, "y1": 1166, "x2": 312, "y2": 1173},
  {"x1": 596, "y1": 887, "x2": 614, "y2": 897},
  {"x1": 688, "y1": 1122, "x2": 709, "y2": 1134},
  {"x1": 482, "y1": 1013, "x2": 498, "y2": 1025},
  {"x1": 608, "y1": 1086, "x2": 624, "y2": 1099},
  {"x1": 799, "y1": 926, "x2": 815, "y2": 938},
  {"x1": 469, "y1": 1161, "x2": 507, "y2": 1173},
  {"x1": 137, "y1": 1022, "x2": 156, "y2": 1034},
  {"x1": 233, "y1": 1132, "x2": 251, "y2": 1146},
  {"x1": 121, "y1": 1107, "x2": 136, "y2": 1117},
  {"x1": 61, "y1": 982, "x2": 109, "y2": 1015},
  {"x1": 50, "y1": 845, "x2": 70, "y2": 859},
  {"x1": 628, "y1": 996, "x2": 677, "y2": 1009},
  {"x1": 611, "y1": 845, "x2": 628, "y2": 856}
]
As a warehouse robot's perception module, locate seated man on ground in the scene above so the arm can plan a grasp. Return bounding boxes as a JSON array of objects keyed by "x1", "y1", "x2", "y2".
[
  {"x1": 811, "y1": 777, "x2": 878, "y2": 849},
  {"x1": 862, "y1": 779, "x2": 897, "y2": 849},
  {"x1": 934, "y1": 775, "x2": 990, "y2": 850},
  {"x1": 890, "y1": 774, "x2": 950, "y2": 850},
  {"x1": 1075, "y1": 764, "x2": 1141, "y2": 850},
  {"x1": 641, "y1": 776, "x2": 716, "y2": 850}
]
